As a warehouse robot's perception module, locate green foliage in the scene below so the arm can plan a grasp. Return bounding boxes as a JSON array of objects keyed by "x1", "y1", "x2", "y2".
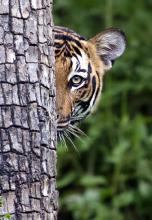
[
  {"x1": 0, "y1": 197, "x2": 12, "y2": 220},
  {"x1": 0, "y1": 197, "x2": 2, "y2": 208},
  {"x1": 54, "y1": 0, "x2": 152, "y2": 219},
  {"x1": 4, "y1": 214, "x2": 11, "y2": 220}
]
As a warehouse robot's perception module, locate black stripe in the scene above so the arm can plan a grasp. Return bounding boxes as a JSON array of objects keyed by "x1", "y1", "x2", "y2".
[
  {"x1": 55, "y1": 47, "x2": 65, "y2": 57},
  {"x1": 54, "y1": 42, "x2": 64, "y2": 48},
  {"x1": 55, "y1": 41, "x2": 73, "y2": 57},
  {"x1": 72, "y1": 53, "x2": 79, "y2": 61},
  {"x1": 53, "y1": 26, "x2": 86, "y2": 40},
  {"x1": 92, "y1": 76, "x2": 96, "y2": 95},
  {"x1": 88, "y1": 63, "x2": 92, "y2": 74},
  {"x1": 73, "y1": 46, "x2": 82, "y2": 56},
  {"x1": 76, "y1": 76, "x2": 97, "y2": 116},
  {"x1": 55, "y1": 34, "x2": 83, "y2": 48},
  {"x1": 77, "y1": 68, "x2": 86, "y2": 73},
  {"x1": 92, "y1": 87, "x2": 99, "y2": 106},
  {"x1": 65, "y1": 42, "x2": 72, "y2": 51},
  {"x1": 64, "y1": 49, "x2": 72, "y2": 57}
]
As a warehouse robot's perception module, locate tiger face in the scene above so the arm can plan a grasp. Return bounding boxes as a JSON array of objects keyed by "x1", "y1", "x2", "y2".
[{"x1": 54, "y1": 26, "x2": 126, "y2": 133}]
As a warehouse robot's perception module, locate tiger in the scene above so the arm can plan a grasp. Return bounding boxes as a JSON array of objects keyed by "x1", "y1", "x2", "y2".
[{"x1": 53, "y1": 26, "x2": 126, "y2": 136}]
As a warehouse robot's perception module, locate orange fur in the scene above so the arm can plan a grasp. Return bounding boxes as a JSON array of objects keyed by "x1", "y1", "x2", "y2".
[{"x1": 54, "y1": 26, "x2": 126, "y2": 131}]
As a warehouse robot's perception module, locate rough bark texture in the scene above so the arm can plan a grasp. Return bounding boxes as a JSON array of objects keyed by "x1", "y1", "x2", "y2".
[{"x1": 0, "y1": 0, "x2": 58, "y2": 219}]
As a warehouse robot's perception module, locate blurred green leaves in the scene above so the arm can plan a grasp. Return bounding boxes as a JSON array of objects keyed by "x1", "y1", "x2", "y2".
[
  {"x1": 54, "y1": 0, "x2": 152, "y2": 219},
  {"x1": 0, "y1": 197, "x2": 12, "y2": 220}
]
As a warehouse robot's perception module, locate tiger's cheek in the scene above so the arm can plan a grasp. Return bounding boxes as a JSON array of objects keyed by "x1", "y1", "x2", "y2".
[{"x1": 72, "y1": 87, "x2": 90, "y2": 103}]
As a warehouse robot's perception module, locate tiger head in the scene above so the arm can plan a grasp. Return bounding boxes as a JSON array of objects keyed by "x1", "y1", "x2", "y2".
[{"x1": 54, "y1": 26, "x2": 126, "y2": 134}]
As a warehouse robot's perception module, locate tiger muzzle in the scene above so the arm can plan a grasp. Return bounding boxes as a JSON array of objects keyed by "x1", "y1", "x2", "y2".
[{"x1": 57, "y1": 116, "x2": 71, "y2": 132}]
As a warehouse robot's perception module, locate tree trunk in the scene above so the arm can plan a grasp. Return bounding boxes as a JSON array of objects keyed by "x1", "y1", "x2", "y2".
[{"x1": 0, "y1": 0, "x2": 58, "y2": 219}]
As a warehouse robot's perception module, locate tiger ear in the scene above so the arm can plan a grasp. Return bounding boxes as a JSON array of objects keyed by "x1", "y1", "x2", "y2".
[{"x1": 90, "y1": 28, "x2": 126, "y2": 70}]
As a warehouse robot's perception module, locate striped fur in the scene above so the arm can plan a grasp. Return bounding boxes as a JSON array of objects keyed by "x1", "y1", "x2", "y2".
[{"x1": 53, "y1": 26, "x2": 126, "y2": 133}]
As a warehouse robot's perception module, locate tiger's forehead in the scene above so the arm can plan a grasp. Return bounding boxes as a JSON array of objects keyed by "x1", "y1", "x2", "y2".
[
  {"x1": 54, "y1": 26, "x2": 103, "y2": 84},
  {"x1": 54, "y1": 26, "x2": 89, "y2": 58},
  {"x1": 54, "y1": 26, "x2": 86, "y2": 41},
  {"x1": 68, "y1": 50, "x2": 89, "y2": 80}
]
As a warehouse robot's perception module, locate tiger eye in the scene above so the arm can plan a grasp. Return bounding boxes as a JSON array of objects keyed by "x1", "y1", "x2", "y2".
[{"x1": 71, "y1": 75, "x2": 83, "y2": 85}]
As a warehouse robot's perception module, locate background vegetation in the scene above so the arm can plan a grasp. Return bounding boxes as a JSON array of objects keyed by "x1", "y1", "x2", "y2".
[{"x1": 54, "y1": 0, "x2": 152, "y2": 219}]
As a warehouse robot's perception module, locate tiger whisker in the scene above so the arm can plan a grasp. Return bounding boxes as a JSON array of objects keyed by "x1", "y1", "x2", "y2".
[
  {"x1": 67, "y1": 127, "x2": 84, "y2": 142},
  {"x1": 70, "y1": 124, "x2": 88, "y2": 137},
  {"x1": 57, "y1": 132, "x2": 62, "y2": 142},
  {"x1": 61, "y1": 132, "x2": 69, "y2": 151},
  {"x1": 64, "y1": 131, "x2": 79, "y2": 153},
  {"x1": 71, "y1": 115, "x2": 85, "y2": 121},
  {"x1": 58, "y1": 131, "x2": 68, "y2": 151}
]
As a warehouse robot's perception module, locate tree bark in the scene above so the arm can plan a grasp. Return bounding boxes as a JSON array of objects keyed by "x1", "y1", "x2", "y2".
[{"x1": 0, "y1": 0, "x2": 58, "y2": 219}]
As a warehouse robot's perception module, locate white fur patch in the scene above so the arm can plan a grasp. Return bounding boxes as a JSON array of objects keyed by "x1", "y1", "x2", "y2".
[{"x1": 68, "y1": 50, "x2": 89, "y2": 91}]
